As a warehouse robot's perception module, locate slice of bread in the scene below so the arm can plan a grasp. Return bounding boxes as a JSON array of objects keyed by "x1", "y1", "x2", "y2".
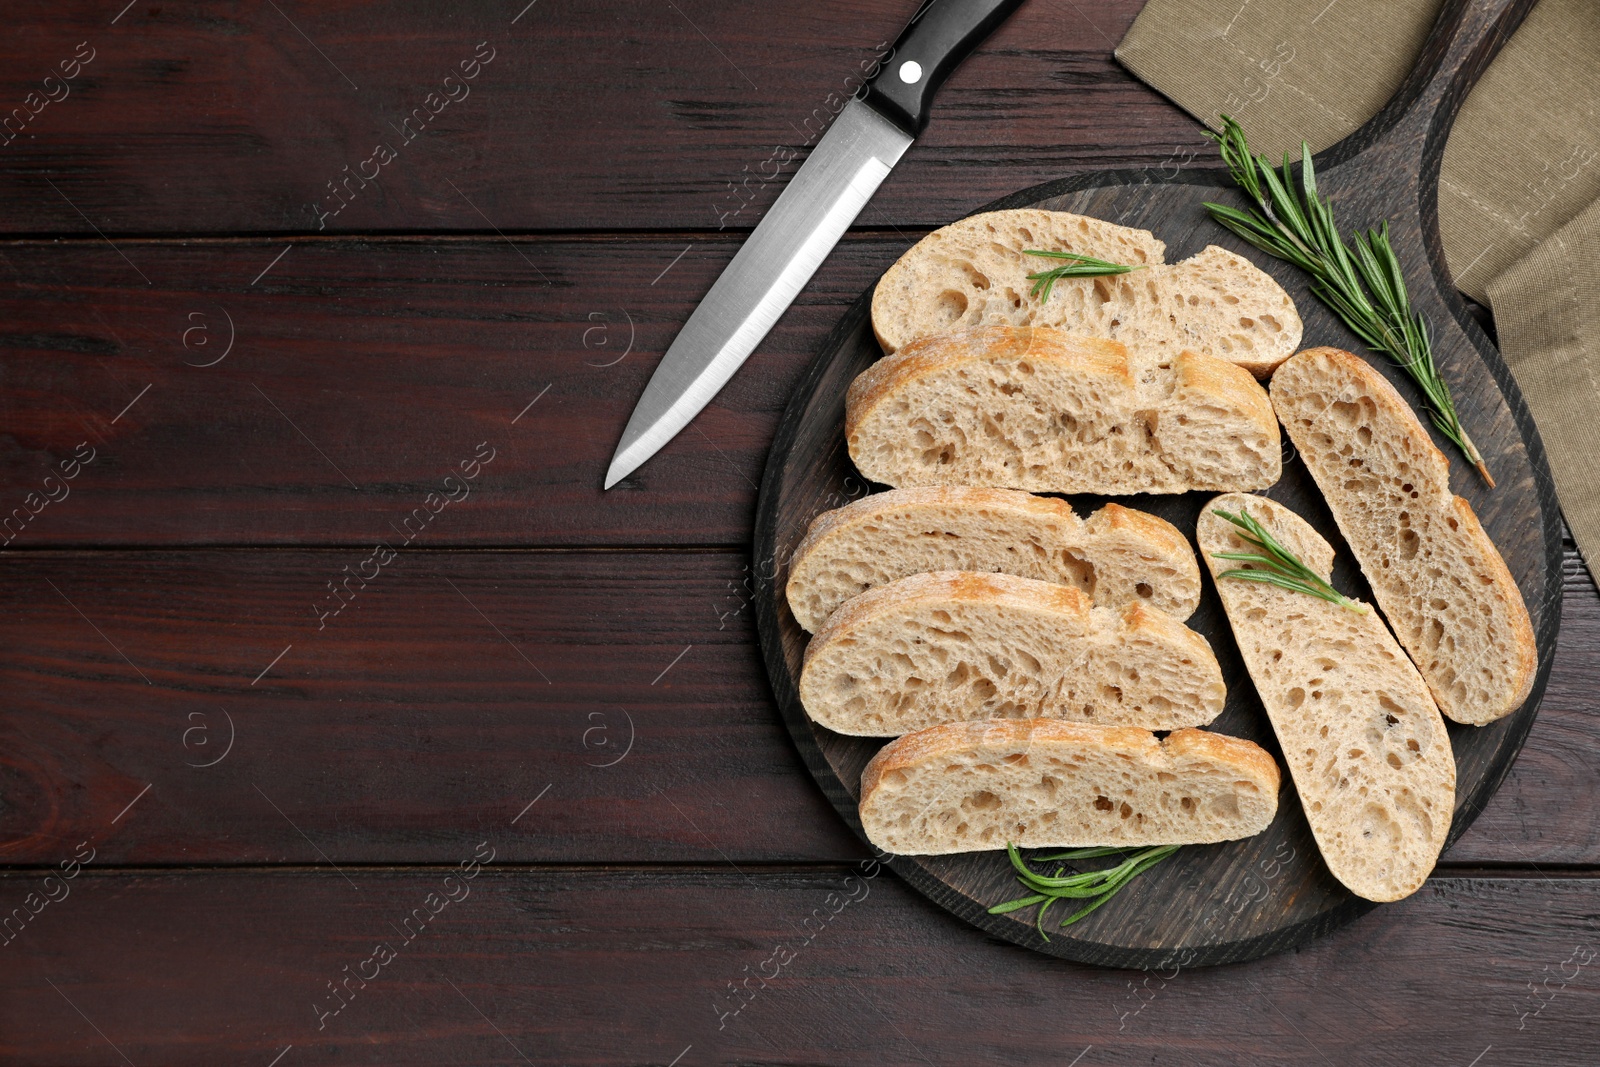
[
  {"x1": 845, "y1": 324, "x2": 1282, "y2": 494},
  {"x1": 799, "y1": 571, "x2": 1225, "y2": 736},
  {"x1": 1270, "y1": 347, "x2": 1536, "y2": 725},
  {"x1": 870, "y1": 208, "x2": 1302, "y2": 377},
  {"x1": 858, "y1": 718, "x2": 1281, "y2": 855},
  {"x1": 1198, "y1": 494, "x2": 1455, "y2": 902},
  {"x1": 785, "y1": 487, "x2": 1202, "y2": 631}
]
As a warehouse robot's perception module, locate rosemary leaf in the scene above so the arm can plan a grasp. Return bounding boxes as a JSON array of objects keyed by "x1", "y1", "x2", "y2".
[
  {"x1": 1022, "y1": 249, "x2": 1144, "y2": 303},
  {"x1": 1032, "y1": 846, "x2": 1135, "y2": 861},
  {"x1": 1209, "y1": 506, "x2": 1367, "y2": 613},
  {"x1": 989, "y1": 842, "x2": 1179, "y2": 939},
  {"x1": 1203, "y1": 116, "x2": 1493, "y2": 486},
  {"x1": 988, "y1": 893, "x2": 1047, "y2": 915}
]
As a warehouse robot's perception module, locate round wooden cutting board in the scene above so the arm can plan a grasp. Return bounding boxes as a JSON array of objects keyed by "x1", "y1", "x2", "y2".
[{"x1": 752, "y1": 0, "x2": 1561, "y2": 969}]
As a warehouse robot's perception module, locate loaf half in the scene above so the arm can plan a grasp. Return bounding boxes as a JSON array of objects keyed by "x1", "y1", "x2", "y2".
[
  {"x1": 859, "y1": 719, "x2": 1281, "y2": 855},
  {"x1": 870, "y1": 208, "x2": 1302, "y2": 377},
  {"x1": 1198, "y1": 494, "x2": 1455, "y2": 902},
  {"x1": 846, "y1": 325, "x2": 1282, "y2": 494},
  {"x1": 785, "y1": 487, "x2": 1201, "y2": 631},
  {"x1": 1270, "y1": 347, "x2": 1536, "y2": 725},
  {"x1": 799, "y1": 571, "x2": 1225, "y2": 736}
]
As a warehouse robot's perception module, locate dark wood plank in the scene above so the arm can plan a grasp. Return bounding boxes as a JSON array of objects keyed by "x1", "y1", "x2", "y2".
[
  {"x1": 0, "y1": 545, "x2": 1592, "y2": 867},
  {"x1": 1, "y1": 866, "x2": 1596, "y2": 1064},
  {"x1": 0, "y1": 1, "x2": 1205, "y2": 235},
  {"x1": 0, "y1": 234, "x2": 903, "y2": 547},
  {"x1": 0, "y1": 548, "x2": 861, "y2": 865}
]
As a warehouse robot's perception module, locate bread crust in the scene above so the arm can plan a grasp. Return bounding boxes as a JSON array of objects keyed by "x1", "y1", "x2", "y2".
[
  {"x1": 858, "y1": 719, "x2": 1281, "y2": 853},
  {"x1": 844, "y1": 325, "x2": 1282, "y2": 494},
  {"x1": 860, "y1": 721, "x2": 1282, "y2": 803},
  {"x1": 1089, "y1": 501, "x2": 1189, "y2": 556},
  {"x1": 1270, "y1": 347, "x2": 1537, "y2": 723},
  {"x1": 801, "y1": 570, "x2": 1092, "y2": 674},
  {"x1": 799, "y1": 571, "x2": 1225, "y2": 735},
  {"x1": 844, "y1": 326, "x2": 1131, "y2": 443},
  {"x1": 784, "y1": 487, "x2": 1202, "y2": 630},
  {"x1": 788, "y1": 486, "x2": 1080, "y2": 576}
]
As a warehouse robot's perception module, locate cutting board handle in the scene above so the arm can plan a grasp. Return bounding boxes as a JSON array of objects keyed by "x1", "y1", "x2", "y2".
[{"x1": 1325, "y1": 0, "x2": 1539, "y2": 199}]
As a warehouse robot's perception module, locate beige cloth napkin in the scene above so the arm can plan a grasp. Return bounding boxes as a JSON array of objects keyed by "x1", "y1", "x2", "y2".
[{"x1": 1116, "y1": 0, "x2": 1600, "y2": 569}]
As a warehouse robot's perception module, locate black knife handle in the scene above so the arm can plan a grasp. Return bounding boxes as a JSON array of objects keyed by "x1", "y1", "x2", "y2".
[{"x1": 863, "y1": 0, "x2": 1027, "y2": 136}]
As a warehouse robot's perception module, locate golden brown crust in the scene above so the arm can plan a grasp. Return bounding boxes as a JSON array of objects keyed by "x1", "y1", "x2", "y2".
[
  {"x1": 1162, "y1": 727, "x2": 1282, "y2": 795},
  {"x1": 1450, "y1": 493, "x2": 1539, "y2": 710},
  {"x1": 1117, "y1": 600, "x2": 1217, "y2": 667},
  {"x1": 860, "y1": 719, "x2": 1155, "y2": 798},
  {"x1": 785, "y1": 487, "x2": 1082, "y2": 628},
  {"x1": 860, "y1": 719, "x2": 1279, "y2": 802},
  {"x1": 801, "y1": 570, "x2": 1092, "y2": 673},
  {"x1": 785, "y1": 488, "x2": 1199, "y2": 629},
  {"x1": 844, "y1": 326, "x2": 1132, "y2": 442},
  {"x1": 1174, "y1": 350, "x2": 1279, "y2": 439},
  {"x1": 1086, "y1": 502, "x2": 1191, "y2": 560},
  {"x1": 787, "y1": 485, "x2": 1081, "y2": 582}
]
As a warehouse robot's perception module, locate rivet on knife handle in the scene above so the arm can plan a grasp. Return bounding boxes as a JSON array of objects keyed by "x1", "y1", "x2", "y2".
[{"x1": 864, "y1": 0, "x2": 1029, "y2": 137}]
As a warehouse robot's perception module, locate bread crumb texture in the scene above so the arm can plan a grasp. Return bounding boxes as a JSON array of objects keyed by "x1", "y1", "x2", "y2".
[
  {"x1": 800, "y1": 571, "x2": 1224, "y2": 736},
  {"x1": 858, "y1": 719, "x2": 1280, "y2": 855},
  {"x1": 1270, "y1": 348, "x2": 1536, "y2": 725},
  {"x1": 846, "y1": 325, "x2": 1281, "y2": 494},
  {"x1": 1200, "y1": 494, "x2": 1456, "y2": 901},
  {"x1": 784, "y1": 487, "x2": 1201, "y2": 631}
]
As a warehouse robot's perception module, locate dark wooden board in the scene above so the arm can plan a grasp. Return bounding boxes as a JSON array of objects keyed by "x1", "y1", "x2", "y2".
[
  {"x1": 3, "y1": 867, "x2": 1598, "y2": 1065},
  {"x1": 0, "y1": 1, "x2": 1204, "y2": 235},
  {"x1": 0, "y1": 546, "x2": 1593, "y2": 868},
  {"x1": 0, "y1": 234, "x2": 907, "y2": 547},
  {"x1": 755, "y1": 0, "x2": 1562, "y2": 967},
  {"x1": 0, "y1": 548, "x2": 861, "y2": 865}
]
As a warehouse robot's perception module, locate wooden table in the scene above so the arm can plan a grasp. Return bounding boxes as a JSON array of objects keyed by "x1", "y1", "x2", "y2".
[{"x1": 0, "y1": 1, "x2": 1595, "y2": 1063}]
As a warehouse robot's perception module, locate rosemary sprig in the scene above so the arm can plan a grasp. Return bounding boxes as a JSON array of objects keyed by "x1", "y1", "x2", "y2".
[
  {"x1": 1022, "y1": 249, "x2": 1144, "y2": 303},
  {"x1": 1210, "y1": 506, "x2": 1367, "y2": 613},
  {"x1": 1203, "y1": 116, "x2": 1493, "y2": 486},
  {"x1": 988, "y1": 842, "x2": 1177, "y2": 940}
]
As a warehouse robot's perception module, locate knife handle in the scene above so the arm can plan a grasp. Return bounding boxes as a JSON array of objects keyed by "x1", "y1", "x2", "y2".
[{"x1": 863, "y1": 0, "x2": 1027, "y2": 136}]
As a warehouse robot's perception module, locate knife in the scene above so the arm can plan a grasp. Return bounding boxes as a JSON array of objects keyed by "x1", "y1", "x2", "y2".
[{"x1": 605, "y1": 0, "x2": 1027, "y2": 489}]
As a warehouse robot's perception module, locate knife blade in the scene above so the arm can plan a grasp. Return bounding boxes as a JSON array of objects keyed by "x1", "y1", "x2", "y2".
[{"x1": 605, "y1": 0, "x2": 1027, "y2": 489}]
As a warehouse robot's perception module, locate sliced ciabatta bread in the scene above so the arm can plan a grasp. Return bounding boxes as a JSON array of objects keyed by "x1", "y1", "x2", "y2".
[
  {"x1": 859, "y1": 719, "x2": 1280, "y2": 855},
  {"x1": 1198, "y1": 494, "x2": 1455, "y2": 902},
  {"x1": 845, "y1": 325, "x2": 1282, "y2": 494},
  {"x1": 1164, "y1": 245, "x2": 1301, "y2": 379},
  {"x1": 870, "y1": 208, "x2": 1301, "y2": 376},
  {"x1": 785, "y1": 487, "x2": 1201, "y2": 631},
  {"x1": 1270, "y1": 347, "x2": 1536, "y2": 725},
  {"x1": 799, "y1": 571, "x2": 1225, "y2": 736}
]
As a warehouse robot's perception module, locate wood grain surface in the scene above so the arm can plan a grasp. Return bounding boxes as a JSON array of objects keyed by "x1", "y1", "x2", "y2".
[
  {"x1": 2, "y1": 0, "x2": 1596, "y2": 1059},
  {"x1": 1, "y1": 868, "x2": 1595, "y2": 1065},
  {"x1": 0, "y1": 235, "x2": 905, "y2": 546},
  {"x1": 0, "y1": 2, "x2": 1204, "y2": 235}
]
